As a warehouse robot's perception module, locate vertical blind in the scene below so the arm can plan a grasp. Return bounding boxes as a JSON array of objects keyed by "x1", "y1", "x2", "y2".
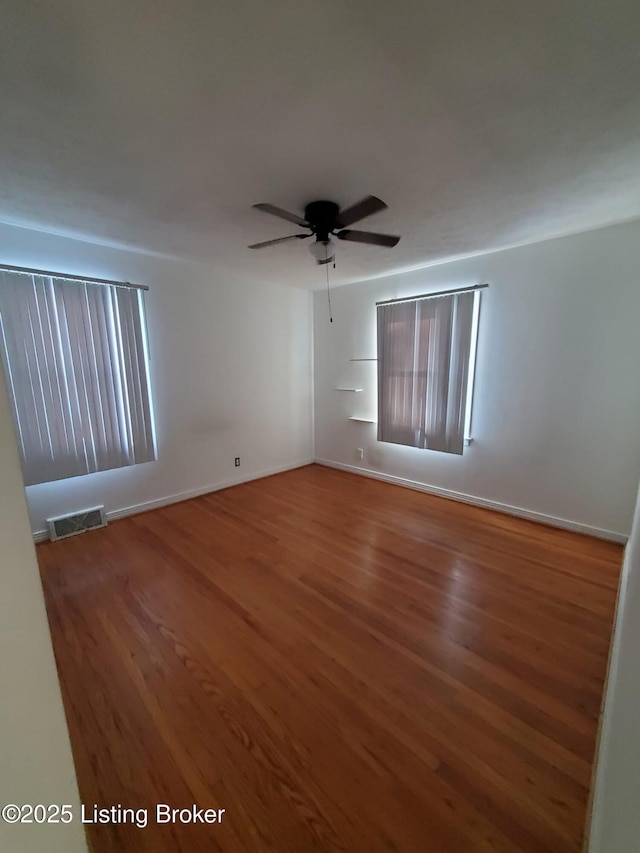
[
  {"x1": 0, "y1": 270, "x2": 156, "y2": 486},
  {"x1": 377, "y1": 290, "x2": 476, "y2": 455}
]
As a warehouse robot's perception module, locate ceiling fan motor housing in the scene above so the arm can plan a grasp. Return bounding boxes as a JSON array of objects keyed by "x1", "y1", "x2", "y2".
[
  {"x1": 248, "y1": 195, "x2": 400, "y2": 251},
  {"x1": 304, "y1": 200, "x2": 341, "y2": 241}
]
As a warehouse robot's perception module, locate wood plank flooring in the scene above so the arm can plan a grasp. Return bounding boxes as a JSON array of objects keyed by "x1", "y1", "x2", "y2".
[{"x1": 37, "y1": 464, "x2": 622, "y2": 852}]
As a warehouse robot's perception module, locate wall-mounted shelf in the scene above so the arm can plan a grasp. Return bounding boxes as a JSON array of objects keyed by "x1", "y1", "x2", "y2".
[{"x1": 342, "y1": 358, "x2": 375, "y2": 421}]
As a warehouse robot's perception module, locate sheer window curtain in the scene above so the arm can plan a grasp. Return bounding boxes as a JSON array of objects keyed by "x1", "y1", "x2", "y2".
[
  {"x1": 377, "y1": 291, "x2": 475, "y2": 455},
  {"x1": 0, "y1": 271, "x2": 156, "y2": 486}
]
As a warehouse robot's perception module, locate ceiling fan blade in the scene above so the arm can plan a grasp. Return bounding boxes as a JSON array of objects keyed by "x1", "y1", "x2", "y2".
[
  {"x1": 248, "y1": 234, "x2": 310, "y2": 249},
  {"x1": 336, "y1": 195, "x2": 387, "y2": 227},
  {"x1": 253, "y1": 203, "x2": 309, "y2": 227},
  {"x1": 336, "y1": 229, "x2": 400, "y2": 247}
]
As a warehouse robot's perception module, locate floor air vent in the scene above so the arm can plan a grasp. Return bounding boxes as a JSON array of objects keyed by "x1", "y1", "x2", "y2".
[{"x1": 47, "y1": 506, "x2": 107, "y2": 541}]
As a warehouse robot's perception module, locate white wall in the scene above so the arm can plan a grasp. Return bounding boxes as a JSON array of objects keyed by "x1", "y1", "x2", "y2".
[
  {"x1": 0, "y1": 222, "x2": 314, "y2": 534},
  {"x1": 314, "y1": 220, "x2": 640, "y2": 538},
  {"x1": 0, "y1": 368, "x2": 87, "y2": 853},
  {"x1": 588, "y1": 475, "x2": 640, "y2": 851}
]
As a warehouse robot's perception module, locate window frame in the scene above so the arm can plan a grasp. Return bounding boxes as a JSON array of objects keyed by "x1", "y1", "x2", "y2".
[
  {"x1": 376, "y1": 286, "x2": 483, "y2": 455},
  {"x1": 0, "y1": 267, "x2": 156, "y2": 486}
]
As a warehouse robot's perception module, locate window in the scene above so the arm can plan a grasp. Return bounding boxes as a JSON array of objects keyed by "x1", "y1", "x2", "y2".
[
  {"x1": 0, "y1": 268, "x2": 156, "y2": 486},
  {"x1": 377, "y1": 288, "x2": 480, "y2": 455}
]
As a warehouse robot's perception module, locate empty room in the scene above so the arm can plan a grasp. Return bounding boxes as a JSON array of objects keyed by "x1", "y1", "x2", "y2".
[{"x1": 2, "y1": 2, "x2": 640, "y2": 852}]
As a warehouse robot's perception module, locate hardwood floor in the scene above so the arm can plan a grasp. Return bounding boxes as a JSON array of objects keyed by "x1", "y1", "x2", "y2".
[{"x1": 38, "y1": 464, "x2": 622, "y2": 852}]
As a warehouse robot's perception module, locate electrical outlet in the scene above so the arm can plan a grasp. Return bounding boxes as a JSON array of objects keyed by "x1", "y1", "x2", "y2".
[
  {"x1": 357, "y1": 448, "x2": 364, "y2": 461},
  {"x1": 234, "y1": 457, "x2": 240, "y2": 467}
]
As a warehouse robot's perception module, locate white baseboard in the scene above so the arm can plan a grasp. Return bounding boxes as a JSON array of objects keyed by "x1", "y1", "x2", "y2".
[
  {"x1": 314, "y1": 457, "x2": 628, "y2": 544},
  {"x1": 32, "y1": 459, "x2": 314, "y2": 543}
]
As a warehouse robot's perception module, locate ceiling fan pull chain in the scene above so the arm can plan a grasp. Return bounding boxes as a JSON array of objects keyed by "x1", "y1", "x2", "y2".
[{"x1": 326, "y1": 260, "x2": 333, "y2": 323}]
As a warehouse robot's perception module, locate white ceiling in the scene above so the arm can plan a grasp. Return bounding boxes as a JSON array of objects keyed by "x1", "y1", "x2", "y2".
[{"x1": 1, "y1": 0, "x2": 640, "y2": 289}]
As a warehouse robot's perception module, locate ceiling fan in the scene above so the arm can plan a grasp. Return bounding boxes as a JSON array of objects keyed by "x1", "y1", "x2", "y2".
[{"x1": 248, "y1": 196, "x2": 400, "y2": 264}]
